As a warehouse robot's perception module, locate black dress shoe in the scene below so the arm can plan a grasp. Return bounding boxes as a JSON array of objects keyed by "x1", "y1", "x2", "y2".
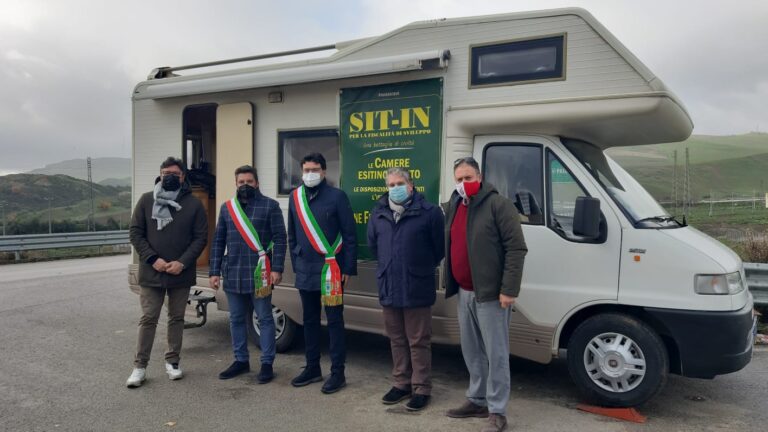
[
  {"x1": 291, "y1": 366, "x2": 323, "y2": 387},
  {"x1": 218, "y1": 361, "x2": 250, "y2": 380},
  {"x1": 256, "y1": 363, "x2": 274, "y2": 384},
  {"x1": 321, "y1": 373, "x2": 346, "y2": 394},
  {"x1": 406, "y1": 394, "x2": 431, "y2": 411},
  {"x1": 382, "y1": 386, "x2": 412, "y2": 404}
]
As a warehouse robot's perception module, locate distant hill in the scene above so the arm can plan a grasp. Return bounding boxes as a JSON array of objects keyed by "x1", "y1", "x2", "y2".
[
  {"x1": 27, "y1": 157, "x2": 130, "y2": 184},
  {"x1": 607, "y1": 133, "x2": 768, "y2": 201}
]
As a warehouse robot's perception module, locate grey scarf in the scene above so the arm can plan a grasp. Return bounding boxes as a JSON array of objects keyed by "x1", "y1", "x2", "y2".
[
  {"x1": 388, "y1": 197, "x2": 410, "y2": 224},
  {"x1": 152, "y1": 182, "x2": 182, "y2": 230}
]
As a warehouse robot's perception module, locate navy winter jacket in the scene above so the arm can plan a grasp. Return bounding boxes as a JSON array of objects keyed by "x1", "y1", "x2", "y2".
[
  {"x1": 367, "y1": 192, "x2": 445, "y2": 308},
  {"x1": 288, "y1": 180, "x2": 358, "y2": 291}
]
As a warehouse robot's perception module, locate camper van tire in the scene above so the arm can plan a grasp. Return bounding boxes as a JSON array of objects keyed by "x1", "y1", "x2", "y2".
[
  {"x1": 247, "y1": 305, "x2": 298, "y2": 353},
  {"x1": 566, "y1": 313, "x2": 668, "y2": 407}
]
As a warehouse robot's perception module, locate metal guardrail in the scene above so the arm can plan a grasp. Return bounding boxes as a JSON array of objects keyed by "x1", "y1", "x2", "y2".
[
  {"x1": 0, "y1": 231, "x2": 129, "y2": 253},
  {"x1": 745, "y1": 262, "x2": 768, "y2": 306}
]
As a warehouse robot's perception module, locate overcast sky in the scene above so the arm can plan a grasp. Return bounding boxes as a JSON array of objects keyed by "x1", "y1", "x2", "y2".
[{"x1": 1, "y1": 0, "x2": 766, "y2": 174}]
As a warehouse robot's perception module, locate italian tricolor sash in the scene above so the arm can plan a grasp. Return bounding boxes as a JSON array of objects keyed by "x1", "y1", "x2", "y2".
[
  {"x1": 292, "y1": 185, "x2": 343, "y2": 306},
  {"x1": 226, "y1": 198, "x2": 273, "y2": 298}
]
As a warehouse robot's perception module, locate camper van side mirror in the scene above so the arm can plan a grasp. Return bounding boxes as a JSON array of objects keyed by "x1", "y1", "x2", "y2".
[{"x1": 573, "y1": 196, "x2": 601, "y2": 240}]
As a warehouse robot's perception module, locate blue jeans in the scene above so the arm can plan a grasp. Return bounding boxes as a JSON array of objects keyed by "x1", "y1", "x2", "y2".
[
  {"x1": 299, "y1": 289, "x2": 345, "y2": 374},
  {"x1": 225, "y1": 291, "x2": 275, "y2": 365}
]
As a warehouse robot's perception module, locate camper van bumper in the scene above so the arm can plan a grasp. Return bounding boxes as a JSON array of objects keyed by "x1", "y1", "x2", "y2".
[{"x1": 645, "y1": 300, "x2": 756, "y2": 379}]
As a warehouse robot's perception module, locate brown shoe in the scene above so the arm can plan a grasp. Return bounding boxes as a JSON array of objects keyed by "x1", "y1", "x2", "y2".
[
  {"x1": 480, "y1": 414, "x2": 508, "y2": 432},
  {"x1": 446, "y1": 400, "x2": 489, "y2": 418}
]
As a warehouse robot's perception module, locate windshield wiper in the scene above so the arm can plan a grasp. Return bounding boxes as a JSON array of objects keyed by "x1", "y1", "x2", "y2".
[{"x1": 635, "y1": 215, "x2": 686, "y2": 227}]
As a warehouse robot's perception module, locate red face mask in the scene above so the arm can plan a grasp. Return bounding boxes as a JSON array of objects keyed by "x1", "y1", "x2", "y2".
[{"x1": 463, "y1": 180, "x2": 481, "y2": 198}]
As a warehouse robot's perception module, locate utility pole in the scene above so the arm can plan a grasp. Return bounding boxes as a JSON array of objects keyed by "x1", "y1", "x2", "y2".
[
  {"x1": 0, "y1": 201, "x2": 5, "y2": 236},
  {"x1": 683, "y1": 148, "x2": 690, "y2": 218},
  {"x1": 44, "y1": 197, "x2": 52, "y2": 234},
  {"x1": 672, "y1": 150, "x2": 678, "y2": 215},
  {"x1": 709, "y1": 190, "x2": 714, "y2": 217},
  {"x1": 87, "y1": 157, "x2": 95, "y2": 231}
]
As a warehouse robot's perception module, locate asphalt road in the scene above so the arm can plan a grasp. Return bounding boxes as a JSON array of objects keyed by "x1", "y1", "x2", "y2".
[{"x1": 0, "y1": 255, "x2": 766, "y2": 432}]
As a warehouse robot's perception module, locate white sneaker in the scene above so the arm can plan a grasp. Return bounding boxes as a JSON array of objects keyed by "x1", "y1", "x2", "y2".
[
  {"x1": 165, "y1": 363, "x2": 183, "y2": 380},
  {"x1": 126, "y1": 368, "x2": 146, "y2": 388}
]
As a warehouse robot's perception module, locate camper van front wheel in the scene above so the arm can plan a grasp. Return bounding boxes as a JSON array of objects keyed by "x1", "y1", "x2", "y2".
[
  {"x1": 567, "y1": 313, "x2": 668, "y2": 407},
  {"x1": 247, "y1": 305, "x2": 298, "y2": 353}
]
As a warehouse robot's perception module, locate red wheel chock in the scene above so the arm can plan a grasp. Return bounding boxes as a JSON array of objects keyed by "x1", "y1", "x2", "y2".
[{"x1": 576, "y1": 404, "x2": 647, "y2": 423}]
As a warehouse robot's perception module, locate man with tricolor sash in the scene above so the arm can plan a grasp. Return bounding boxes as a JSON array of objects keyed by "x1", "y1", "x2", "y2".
[
  {"x1": 209, "y1": 165, "x2": 287, "y2": 384},
  {"x1": 287, "y1": 152, "x2": 357, "y2": 394}
]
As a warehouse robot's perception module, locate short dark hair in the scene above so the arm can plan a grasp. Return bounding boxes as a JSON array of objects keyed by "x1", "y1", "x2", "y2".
[
  {"x1": 453, "y1": 156, "x2": 480, "y2": 174},
  {"x1": 234, "y1": 165, "x2": 258, "y2": 182},
  {"x1": 160, "y1": 157, "x2": 185, "y2": 173},
  {"x1": 301, "y1": 153, "x2": 326, "y2": 170}
]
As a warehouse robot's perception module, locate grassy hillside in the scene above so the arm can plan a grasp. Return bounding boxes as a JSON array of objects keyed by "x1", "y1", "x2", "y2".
[
  {"x1": 0, "y1": 174, "x2": 131, "y2": 233},
  {"x1": 607, "y1": 133, "x2": 768, "y2": 201}
]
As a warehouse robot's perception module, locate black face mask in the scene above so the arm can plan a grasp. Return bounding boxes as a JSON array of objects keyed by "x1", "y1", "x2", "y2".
[
  {"x1": 237, "y1": 184, "x2": 257, "y2": 201},
  {"x1": 161, "y1": 174, "x2": 181, "y2": 191}
]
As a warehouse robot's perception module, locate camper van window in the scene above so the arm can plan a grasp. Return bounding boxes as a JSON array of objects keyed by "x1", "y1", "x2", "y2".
[
  {"x1": 546, "y1": 151, "x2": 592, "y2": 241},
  {"x1": 278, "y1": 129, "x2": 340, "y2": 195},
  {"x1": 482, "y1": 144, "x2": 544, "y2": 225},
  {"x1": 470, "y1": 35, "x2": 565, "y2": 87},
  {"x1": 562, "y1": 139, "x2": 676, "y2": 228}
]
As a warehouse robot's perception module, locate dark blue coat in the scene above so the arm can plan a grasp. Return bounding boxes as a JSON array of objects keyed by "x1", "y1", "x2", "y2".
[
  {"x1": 288, "y1": 180, "x2": 358, "y2": 291},
  {"x1": 209, "y1": 190, "x2": 287, "y2": 294},
  {"x1": 367, "y1": 192, "x2": 445, "y2": 308}
]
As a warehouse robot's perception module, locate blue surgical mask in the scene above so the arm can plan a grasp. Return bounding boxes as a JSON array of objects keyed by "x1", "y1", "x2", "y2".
[{"x1": 388, "y1": 185, "x2": 410, "y2": 204}]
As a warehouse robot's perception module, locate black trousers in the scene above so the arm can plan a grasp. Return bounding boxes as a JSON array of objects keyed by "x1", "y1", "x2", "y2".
[{"x1": 299, "y1": 289, "x2": 346, "y2": 374}]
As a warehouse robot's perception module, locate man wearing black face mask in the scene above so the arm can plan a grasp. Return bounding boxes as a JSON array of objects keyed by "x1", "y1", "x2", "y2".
[
  {"x1": 127, "y1": 157, "x2": 208, "y2": 388},
  {"x1": 209, "y1": 165, "x2": 287, "y2": 384}
]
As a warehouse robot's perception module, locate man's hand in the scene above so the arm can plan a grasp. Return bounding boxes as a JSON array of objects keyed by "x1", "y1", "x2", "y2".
[
  {"x1": 270, "y1": 272, "x2": 283, "y2": 286},
  {"x1": 341, "y1": 274, "x2": 351, "y2": 286},
  {"x1": 210, "y1": 276, "x2": 221, "y2": 290},
  {"x1": 499, "y1": 293, "x2": 516, "y2": 309},
  {"x1": 152, "y1": 258, "x2": 169, "y2": 273},
  {"x1": 165, "y1": 261, "x2": 184, "y2": 275}
]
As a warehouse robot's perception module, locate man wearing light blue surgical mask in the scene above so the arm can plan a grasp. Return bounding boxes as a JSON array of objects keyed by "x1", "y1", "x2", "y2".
[
  {"x1": 367, "y1": 167, "x2": 445, "y2": 412},
  {"x1": 386, "y1": 173, "x2": 413, "y2": 222}
]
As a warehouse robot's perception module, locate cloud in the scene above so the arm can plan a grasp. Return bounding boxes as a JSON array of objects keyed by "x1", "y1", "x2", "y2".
[{"x1": 0, "y1": 0, "x2": 766, "y2": 172}]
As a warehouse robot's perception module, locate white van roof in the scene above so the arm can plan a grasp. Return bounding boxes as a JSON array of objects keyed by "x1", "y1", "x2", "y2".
[{"x1": 133, "y1": 8, "x2": 693, "y2": 148}]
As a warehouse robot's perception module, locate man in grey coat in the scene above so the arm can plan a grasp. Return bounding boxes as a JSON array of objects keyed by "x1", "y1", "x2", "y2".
[
  {"x1": 444, "y1": 157, "x2": 527, "y2": 432},
  {"x1": 126, "y1": 157, "x2": 208, "y2": 388}
]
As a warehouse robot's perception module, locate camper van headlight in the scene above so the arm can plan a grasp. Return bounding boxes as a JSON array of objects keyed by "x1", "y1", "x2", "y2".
[{"x1": 695, "y1": 272, "x2": 744, "y2": 295}]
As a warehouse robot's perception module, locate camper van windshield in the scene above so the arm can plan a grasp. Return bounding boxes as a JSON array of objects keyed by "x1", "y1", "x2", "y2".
[{"x1": 563, "y1": 139, "x2": 676, "y2": 227}]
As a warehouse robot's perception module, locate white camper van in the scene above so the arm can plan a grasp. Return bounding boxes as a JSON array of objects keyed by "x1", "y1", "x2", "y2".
[{"x1": 129, "y1": 8, "x2": 756, "y2": 407}]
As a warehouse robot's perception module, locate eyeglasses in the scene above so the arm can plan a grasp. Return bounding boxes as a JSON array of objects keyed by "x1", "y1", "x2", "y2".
[{"x1": 453, "y1": 157, "x2": 479, "y2": 167}]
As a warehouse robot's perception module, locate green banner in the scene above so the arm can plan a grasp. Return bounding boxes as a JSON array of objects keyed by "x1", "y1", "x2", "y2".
[
  {"x1": 550, "y1": 159, "x2": 574, "y2": 184},
  {"x1": 340, "y1": 78, "x2": 443, "y2": 259}
]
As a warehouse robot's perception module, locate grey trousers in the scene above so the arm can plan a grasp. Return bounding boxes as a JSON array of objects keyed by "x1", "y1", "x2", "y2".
[
  {"x1": 458, "y1": 288, "x2": 512, "y2": 415},
  {"x1": 134, "y1": 285, "x2": 190, "y2": 368}
]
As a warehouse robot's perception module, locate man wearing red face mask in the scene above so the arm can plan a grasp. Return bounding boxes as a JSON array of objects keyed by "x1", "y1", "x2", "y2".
[{"x1": 444, "y1": 157, "x2": 527, "y2": 432}]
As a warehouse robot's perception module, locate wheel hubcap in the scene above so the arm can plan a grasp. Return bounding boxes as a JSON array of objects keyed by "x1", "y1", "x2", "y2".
[
  {"x1": 583, "y1": 332, "x2": 646, "y2": 393},
  {"x1": 253, "y1": 306, "x2": 286, "y2": 340}
]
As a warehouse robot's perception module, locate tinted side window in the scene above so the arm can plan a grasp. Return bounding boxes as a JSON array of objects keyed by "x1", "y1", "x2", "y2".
[
  {"x1": 547, "y1": 151, "x2": 591, "y2": 240},
  {"x1": 278, "y1": 129, "x2": 339, "y2": 195},
  {"x1": 482, "y1": 144, "x2": 544, "y2": 225}
]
